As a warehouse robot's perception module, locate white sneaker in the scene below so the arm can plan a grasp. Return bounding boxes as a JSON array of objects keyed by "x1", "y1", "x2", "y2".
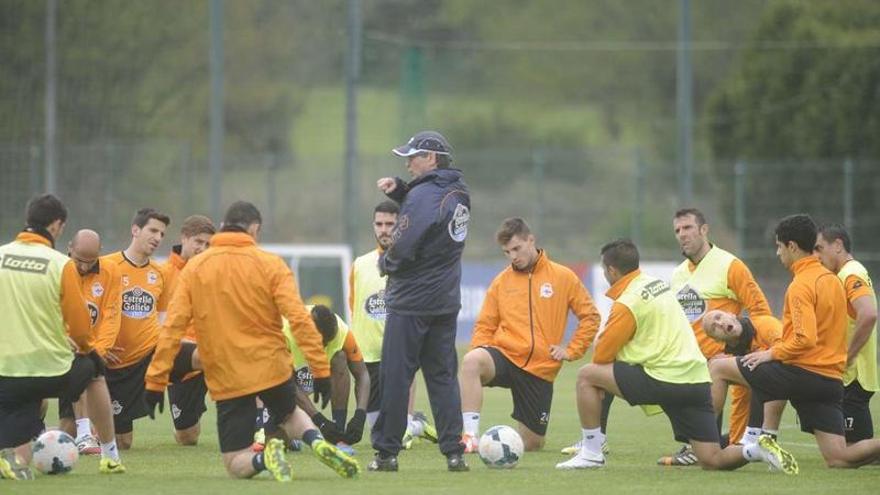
[
  {"x1": 561, "y1": 439, "x2": 609, "y2": 455},
  {"x1": 76, "y1": 434, "x2": 101, "y2": 456},
  {"x1": 555, "y1": 449, "x2": 605, "y2": 469}
]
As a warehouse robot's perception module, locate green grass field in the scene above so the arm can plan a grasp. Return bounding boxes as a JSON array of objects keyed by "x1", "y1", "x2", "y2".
[{"x1": 6, "y1": 356, "x2": 879, "y2": 495}]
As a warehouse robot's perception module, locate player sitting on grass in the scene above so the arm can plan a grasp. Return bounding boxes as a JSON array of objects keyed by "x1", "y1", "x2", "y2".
[
  {"x1": 144, "y1": 201, "x2": 359, "y2": 481},
  {"x1": 556, "y1": 239, "x2": 795, "y2": 473}
]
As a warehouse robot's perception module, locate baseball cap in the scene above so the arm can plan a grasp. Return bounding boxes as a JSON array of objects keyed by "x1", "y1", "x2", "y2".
[{"x1": 392, "y1": 130, "x2": 452, "y2": 157}]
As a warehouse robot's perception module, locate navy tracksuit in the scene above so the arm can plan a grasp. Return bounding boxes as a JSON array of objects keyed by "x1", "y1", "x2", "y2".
[{"x1": 372, "y1": 167, "x2": 470, "y2": 457}]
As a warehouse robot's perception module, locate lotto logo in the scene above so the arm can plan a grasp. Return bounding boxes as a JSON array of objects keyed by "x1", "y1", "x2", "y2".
[
  {"x1": 87, "y1": 302, "x2": 99, "y2": 327},
  {"x1": 0, "y1": 254, "x2": 49, "y2": 274},
  {"x1": 364, "y1": 290, "x2": 387, "y2": 320}
]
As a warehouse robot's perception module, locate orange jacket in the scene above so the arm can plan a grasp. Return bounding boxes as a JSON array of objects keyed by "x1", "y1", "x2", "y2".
[
  {"x1": 161, "y1": 247, "x2": 198, "y2": 342},
  {"x1": 145, "y1": 232, "x2": 329, "y2": 400},
  {"x1": 771, "y1": 256, "x2": 847, "y2": 379},
  {"x1": 471, "y1": 251, "x2": 601, "y2": 382}
]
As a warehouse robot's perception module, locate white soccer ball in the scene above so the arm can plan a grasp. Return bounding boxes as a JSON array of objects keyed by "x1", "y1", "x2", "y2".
[
  {"x1": 478, "y1": 425, "x2": 523, "y2": 469},
  {"x1": 32, "y1": 430, "x2": 79, "y2": 475}
]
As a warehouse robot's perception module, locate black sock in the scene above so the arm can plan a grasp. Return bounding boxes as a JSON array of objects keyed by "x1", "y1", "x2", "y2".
[
  {"x1": 600, "y1": 393, "x2": 614, "y2": 434},
  {"x1": 255, "y1": 407, "x2": 266, "y2": 428},
  {"x1": 333, "y1": 409, "x2": 347, "y2": 429},
  {"x1": 303, "y1": 429, "x2": 322, "y2": 447},
  {"x1": 252, "y1": 453, "x2": 265, "y2": 472}
]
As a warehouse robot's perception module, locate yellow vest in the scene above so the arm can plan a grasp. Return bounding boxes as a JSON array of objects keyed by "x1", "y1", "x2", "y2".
[
  {"x1": 281, "y1": 305, "x2": 349, "y2": 392},
  {"x1": 616, "y1": 273, "x2": 710, "y2": 384},
  {"x1": 670, "y1": 245, "x2": 738, "y2": 324},
  {"x1": 350, "y1": 249, "x2": 387, "y2": 362},
  {"x1": 838, "y1": 260, "x2": 879, "y2": 391}
]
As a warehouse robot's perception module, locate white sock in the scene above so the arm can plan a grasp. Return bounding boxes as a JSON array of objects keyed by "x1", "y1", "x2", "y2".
[
  {"x1": 741, "y1": 443, "x2": 764, "y2": 462},
  {"x1": 462, "y1": 412, "x2": 480, "y2": 437},
  {"x1": 581, "y1": 427, "x2": 605, "y2": 455},
  {"x1": 100, "y1": 440, "x2": 120, "y2": 462},
  {"x1": 409, "y1": 418, "x2": 425, "y2": 437},
  {"x1": 742, "y1": 427, "x2": 761, "y2": 446},
  {"x1": 75, "y1": 418, "x2": 92, "y2": 441},
  {"x1": 366, "y1": 411, "x2": 379, "y2": 428}
]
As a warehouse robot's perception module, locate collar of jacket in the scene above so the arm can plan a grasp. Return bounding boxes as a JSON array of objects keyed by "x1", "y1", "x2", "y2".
[
  {"x1": 789, "y1": 255, "x2": 819, "y2": 275},
  {"x1": 407, "y1": 167, "x2": 463, "y2": 188},
  {"x1": 605, "y1": 269, "x2": 642, "y2": 300},
  {"x1": 210, "y1": 232, "x2": 256, "y2": 247},
  {"x1": 20, "y1": 225, "x2": 55, "y2": 248},
  {"x1": 16, "y1": 230, "x2": 53, "y2": 248},
  {"x1": 168, "y1": 246, "x2": 187, "y2": 269},
  {"x1": 512, "y1": 249, "x2": 548, "y2": 274}
]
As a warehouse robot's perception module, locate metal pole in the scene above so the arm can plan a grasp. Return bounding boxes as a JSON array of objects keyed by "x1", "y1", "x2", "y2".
[
  {"x1": 532, "y1": 149, "x2": 545, "y2": 235},
  {"x1": 676, "y1": 0, "x2": 693, "y2": 204},
  {"x1": 735, "y1": 161, "x2": 746, "y2": 256},
  {"x1": 209, "y1": 0, "x2": 225, "y2": 223},
  {"x1": 44, "y1": 0, "x2": 57, "y2": 194},
  {"x1": 631, "y1": 149, "x2": 644, "y2": 245},
  {"x1": 843, "y1": 159, "x2": 854, "y2": 230},
  {"x1": 344, "y1": 0, "x2": 362, "y2": 252}
]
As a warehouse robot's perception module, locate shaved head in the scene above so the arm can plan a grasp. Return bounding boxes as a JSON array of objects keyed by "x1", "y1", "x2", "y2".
[{"x1": 69, "y1": 229, "x2": 102, "y2": 275}]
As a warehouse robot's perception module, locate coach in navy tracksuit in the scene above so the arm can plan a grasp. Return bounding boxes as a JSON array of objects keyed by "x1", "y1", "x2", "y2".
[{"x1": 370, "y1": 130, "x2": 471, "y2": 472}]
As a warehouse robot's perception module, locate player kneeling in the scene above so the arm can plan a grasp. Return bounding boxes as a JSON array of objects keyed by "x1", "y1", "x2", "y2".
[{"x1": 556, "y1": 239, "x2": 795, "y2": 473}]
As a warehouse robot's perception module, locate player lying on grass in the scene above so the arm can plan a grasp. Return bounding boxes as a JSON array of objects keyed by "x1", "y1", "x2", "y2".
[
  {"x1": 144, "y1": 201, "x2": 359, "y2": 481},
  {"x1": 556, "y1": 239, "x2": 795, "y2": 473},
  {"x1": 709, "y1": 214, "x2": 880, "y2": 468},
  {"x1": 700, "y1": 310, "x2": 786, "y2": 448}
]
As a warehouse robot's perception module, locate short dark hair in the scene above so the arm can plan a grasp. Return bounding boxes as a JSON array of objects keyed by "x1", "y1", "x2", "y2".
[
  {"x1": 674, "y1": 207, "x2": 707, "y2": 226},
  {"x1": 222, "y1": 201, "x2": 262, "y2": 231},
  {"x1": 132, "y1": 208, "x2": 170, "y2": 228},
  {"x1": 25, "y1": 194, "x2": 67, "y2": 228},
  {"x1": 600, "y1": 238, "x2": 640, "y2": 275},
  {"x1": 775, "y1": 214, "x2": 817, "y2": 253},
  {"x1": 818, "y1": 223, "x2": 852, "y2": 253},
  {"x1": 374, "y1": 200, "x2": 399, "y2": 216},
  {"x1": 496, "y1": 217, "x2": 532, "y2": 245},
  {"x1": 180, "y1": 215, "x2": 216, "y2": 237},
  {"x1": 310, "y1": 304, "x2": 338, "y2": 344}
]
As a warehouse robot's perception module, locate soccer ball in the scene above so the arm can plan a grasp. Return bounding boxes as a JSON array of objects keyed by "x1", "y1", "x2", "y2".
[
  {"x1": 478, "y1": 425, "x2": 523, "y2": 469},
  {"x1": 32, "y1": 430, "x2": 79, "y2": 475}
]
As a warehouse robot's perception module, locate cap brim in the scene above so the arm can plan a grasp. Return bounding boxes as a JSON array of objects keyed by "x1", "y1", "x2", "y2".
[{"x1": 391, "y1": 145, "x2": 420, "y2": 157}]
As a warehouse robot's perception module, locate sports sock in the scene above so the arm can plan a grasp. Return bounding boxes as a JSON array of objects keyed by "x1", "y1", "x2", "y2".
[
  {"x1": 332, "y1": 409, "x2": 347, "y2": 429},
  {"x1": 255, "y1": 407, "x2": 266, "y2": 428},
  {"x1": 741, "y1": 443, "x2": 764, "y2": 462},
  {"x1": 409, "y1": 417, "x2": 425, "y2": 437},
  {"x1": 100, "y1": 440, "x2": 120, "y2": 462},
  {"x1": 75, "y1": 418, "x2": 92, "y2": 441},
  {"x1": 366, "y1": 411, "x2": 379, "y2": 428},
  {"x1": 742, "y1": 427, "x2": 761, "y2": 446},
  {"x1": 761, "y1": 428, "x2": 779, "y2": 440},
  {"x1": 462, "y1": 412, "x2": 480, "y2": 436},
  {"x1": 302, "y1": 429, "x2": 322, "y2": 447},
  {"x1": 251, "y1": 452, "x2": 266, "y2": 472},
  {"x1": 581, "y1": 427, "x2": 605, "y2": 455}
]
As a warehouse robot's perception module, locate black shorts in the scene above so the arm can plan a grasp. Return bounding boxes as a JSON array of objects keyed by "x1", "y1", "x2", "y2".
[
  {"x1": 106, "y1": 352, "x2": 153, "y2": 434},
  {"x1": 0, "y1": 355, "x2": 97, "y2": 448},
  {"x1": 366, "y1": 361, "x2": 381, "y2": 413},
  {"x1": 168, "y1": 373, "x2": 208, "y2": 431},
  {"x1": 169, "y1": 341, "x2": 198, "y2": 384},
  {"x1": 484, "y1": 347, "x2": 553, "y2": 436},
  {"x1": 843, "y1": 380, "x2": 875, "y2": 443},
  {"x1": 613, "y1": 361, "x2": 719, "y2": 444},
  {"x1": 737, "y1": 359, "x2": 845, "y2": 436},
  {"x1": 216, "y1": 377, "x2": 298, "y2": 453}
]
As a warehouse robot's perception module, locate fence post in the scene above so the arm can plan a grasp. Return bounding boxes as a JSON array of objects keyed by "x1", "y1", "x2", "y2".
[
  {"x1": 843, "y1": 158, "x2": 854, "y2": 230},
  {"x1": 631, "y1": 149, "x2": 644, "y2": 245},
  {"x1": 735, "y1": 161, "x2": 746, "y2": 256},
  {"x1": 532, "y1": 149, "x2": 545, "y2": 235}
]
